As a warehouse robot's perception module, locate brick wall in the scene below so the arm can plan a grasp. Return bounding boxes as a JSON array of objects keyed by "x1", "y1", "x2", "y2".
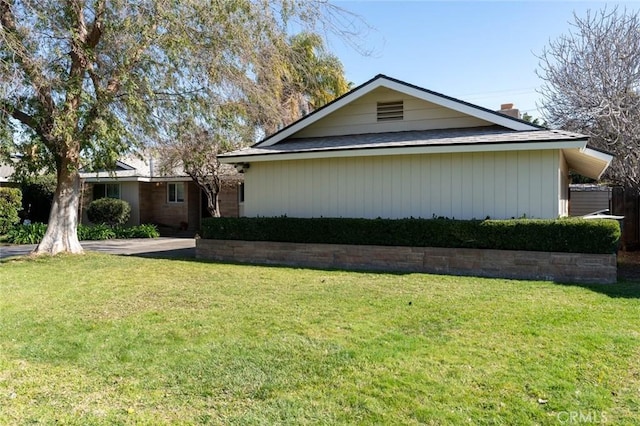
[
  {"x1": 219, "y1": 185, "x2": 239, "y2": 217},
  {"x1": 196, "y1": 239, "x2": 617, "y2": 284}
]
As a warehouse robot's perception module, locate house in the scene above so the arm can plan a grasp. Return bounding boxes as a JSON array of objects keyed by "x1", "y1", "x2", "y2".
[
  {"x1": 219, "y1": 74, "x2": 612, "y2": 220},
  {"x1": 79, "y1": 154, "x2": 242, "y2": 233}
]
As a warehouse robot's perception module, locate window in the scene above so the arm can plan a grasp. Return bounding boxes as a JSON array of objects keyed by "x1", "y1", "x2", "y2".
[
  {"x1": 93, "y1": 183, "x2": 121, "y2": 200},
  {"x1": 168, "y1": 182, "x2": 185, "y2": 203},
  {"x1": 377, "y1": 101, "x2": 404, "y2": 121}
]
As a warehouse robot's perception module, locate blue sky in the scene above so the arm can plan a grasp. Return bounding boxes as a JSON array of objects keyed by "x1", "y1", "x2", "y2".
[{"x1": 328, "y1": 1, "x2": 640, "y2": 119}]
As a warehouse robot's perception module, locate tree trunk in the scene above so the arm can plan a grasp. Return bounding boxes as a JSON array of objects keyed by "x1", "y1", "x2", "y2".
[
  {"x1": 205, "y1": 189, "x2": 220, "y2": 218},
  {"x1": 33, "y1": 158, "x2": 83, "y2": 255}
]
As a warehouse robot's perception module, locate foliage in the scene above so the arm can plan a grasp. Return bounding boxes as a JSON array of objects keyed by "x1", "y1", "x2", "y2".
[
  {"x1": 113, "y1": 223, "x2": 160, "y2": 239},
  {"x1": 0, "y1": 187, "x2": 22, "y2": 233},
  {"x1": 258, "y1": 32, "x2": 352, "y2": 133},
  {"x1": 77, "y1": 223, "x2": 116, "y2": 241},
  {"x1": 538, "y1": 7, "x2": 640, "y2": 189},
  {"x1": 201, "y1": 217, "x2": 620, "y2": 254},
  {"x1": 86, "y1": 198, "x2": 131, "y2": 227},
  {"x1": 0, "y1": 0, "x2": 364, "y2": 254},
  {"x1": 1, "y1": 255, "x2": 639, "y2": 423},
  {"x1": 5, "y1": 222, "x2": 159, "y2": 243},
  {"x1": 521, "y1": 112, "x2": 546, "y2": 127},
  {"x1": 4, "y1": 221, "x2": 46, "y2": 244},
  {"x1": 19, "y1": 174, "x2": 56, "y2": 223}
]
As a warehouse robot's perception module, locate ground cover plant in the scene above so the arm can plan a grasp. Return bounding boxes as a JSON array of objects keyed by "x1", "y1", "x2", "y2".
[
  {"x1": 4, "y1": 223, "x2": 159, "y2": 244},
  {"x1": 0, "y1": 254, "x2": 639, "y2": 424}
]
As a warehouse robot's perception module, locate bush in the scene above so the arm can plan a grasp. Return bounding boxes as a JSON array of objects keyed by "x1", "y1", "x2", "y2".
[
  {"x1": 5, "y1": 222, "x2": 47, "y2": 244},
  {"x1": 200, "y1": 217, "x2": 621, "y2": 254},
  {"x1": 113, "y1": 224, "x2": 160, "y2": 239},
  {"x1": 0, "y1": 187, "x2": 22, "y2": 234},
  {"x1": 78, "y1": 223, "x2": 117, "y2": 241},
  {"x1": 87, "y1": 198, "x2": 131, "y2": 226},
  {"x1": 5, "y1": 223, "x2": 159, "y2": 244}
]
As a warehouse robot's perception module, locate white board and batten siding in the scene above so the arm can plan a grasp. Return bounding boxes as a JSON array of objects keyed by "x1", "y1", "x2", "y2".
[
  {"x1": 243, "y1": 150, "x2": 563, "y2": 220},
  {"x1": 558, "y1": 150, "x2": 569, "y2": 217},
  {"x1": 293, "y1": 87, "x2": 493, "y2": 139}
]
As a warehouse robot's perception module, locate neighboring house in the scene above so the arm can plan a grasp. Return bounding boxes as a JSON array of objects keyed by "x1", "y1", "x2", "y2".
[
  {"x1": 79, "y1": 155, "x2": 242, "y2": 233},
  {"x1": 0, "y1": 157, "x2": 19, "y2": 188},
  {"x1": 220, "y1": 74, "x2": 612, "y2": 220}
]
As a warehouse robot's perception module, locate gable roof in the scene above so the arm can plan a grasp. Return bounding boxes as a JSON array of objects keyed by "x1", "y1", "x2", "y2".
[
  {"x1": 221, "y1": 74, "x2": 612, "y2": 179},
  {"x1": 254, "y1": 74, "x2": 541, "y2": 148}
]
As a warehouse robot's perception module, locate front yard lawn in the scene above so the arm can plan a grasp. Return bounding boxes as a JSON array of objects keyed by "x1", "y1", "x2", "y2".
[{"x1": 1, "y1": 254, "x2": 639, "y2": 424}]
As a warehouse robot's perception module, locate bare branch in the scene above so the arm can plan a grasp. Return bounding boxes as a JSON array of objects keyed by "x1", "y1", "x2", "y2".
[{"x1": 537, "y1": 6, "x2": 640, "y2": 190}]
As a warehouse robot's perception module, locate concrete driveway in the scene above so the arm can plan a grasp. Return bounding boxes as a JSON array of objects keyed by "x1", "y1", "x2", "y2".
[{"x1": 0, "y1": 237, "x2": 195, "y2": 260}]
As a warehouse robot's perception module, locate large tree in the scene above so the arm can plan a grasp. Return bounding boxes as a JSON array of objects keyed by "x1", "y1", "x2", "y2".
[
  {"x1": 0, "y1": 0, "x2": 358, "y2": 254},
  {"x1": 537, "y1": 7, "x2": 640, "y2": 190}
]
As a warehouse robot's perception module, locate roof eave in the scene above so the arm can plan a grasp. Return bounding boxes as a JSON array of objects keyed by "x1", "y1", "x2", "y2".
[
  {"x1": 220, "y1": 140, "x2": 587, "y2": 164},
  {"x1": 563, "y1": 147, "x2": 613, "y2": 180}
]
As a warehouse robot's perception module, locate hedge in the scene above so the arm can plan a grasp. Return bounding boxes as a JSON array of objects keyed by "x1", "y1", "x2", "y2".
[{"x1": 200, "y1": 217, "x2": 621, "y2": 254}]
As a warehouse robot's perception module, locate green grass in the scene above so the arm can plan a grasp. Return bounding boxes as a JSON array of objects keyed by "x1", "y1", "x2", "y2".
[{"x1": 1, "y1": 254, "x2": 639, "y2": 424}]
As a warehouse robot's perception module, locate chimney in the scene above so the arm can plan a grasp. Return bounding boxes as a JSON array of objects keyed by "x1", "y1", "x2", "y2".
[{"x1": 498, "y1": 103, "x2": 520, "y2": 119}]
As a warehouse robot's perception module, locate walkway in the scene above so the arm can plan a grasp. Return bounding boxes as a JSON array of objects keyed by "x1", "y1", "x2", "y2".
[{"x1": 0, "y1": 238, "x2": 195, "y2": 260}]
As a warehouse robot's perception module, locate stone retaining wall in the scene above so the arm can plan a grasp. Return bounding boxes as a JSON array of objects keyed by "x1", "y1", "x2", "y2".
[{"x1": 196, "y1": 239, "x2": 617, "y2": 284}]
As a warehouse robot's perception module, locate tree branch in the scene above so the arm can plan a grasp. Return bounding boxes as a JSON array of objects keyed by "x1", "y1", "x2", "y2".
[{"x1": 0, "y1": 0, "x2": 56, "y2": 136}]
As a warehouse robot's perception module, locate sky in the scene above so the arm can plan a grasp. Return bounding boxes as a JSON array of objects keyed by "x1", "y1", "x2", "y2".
[{"x1": 327, "y1": 1, "x2": 640, "y2": 120}]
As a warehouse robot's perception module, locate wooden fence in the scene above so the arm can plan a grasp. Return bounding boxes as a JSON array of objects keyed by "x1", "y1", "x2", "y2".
[{"x1": 612, "y1": 187, "x2": 640, "y2": 251}]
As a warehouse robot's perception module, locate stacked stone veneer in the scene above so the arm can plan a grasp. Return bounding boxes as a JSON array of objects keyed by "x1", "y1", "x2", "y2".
[{"x1": 196, "y1": 239, "x2": 617, "y2": 284}]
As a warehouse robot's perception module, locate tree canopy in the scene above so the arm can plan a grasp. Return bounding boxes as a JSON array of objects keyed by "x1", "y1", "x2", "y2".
[
  {"x1": 538, "y1": 7, "x2": 640, "y2": 189},
  {"x1": 0, "y1": 0, "x2": 361, "y2": 254}
]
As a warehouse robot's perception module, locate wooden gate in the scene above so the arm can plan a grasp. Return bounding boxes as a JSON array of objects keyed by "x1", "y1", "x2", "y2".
[{"x1": 611, "y1": 187, "x2": 640, "y2": 251}]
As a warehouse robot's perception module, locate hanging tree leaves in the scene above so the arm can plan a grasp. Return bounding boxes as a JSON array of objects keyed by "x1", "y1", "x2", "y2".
[
  {"x1": 538, "y1": 7, "x2": 640, "y2": 190},
  {"x1": 0, "y1": 0, "x2": 363, "y2": 254}
]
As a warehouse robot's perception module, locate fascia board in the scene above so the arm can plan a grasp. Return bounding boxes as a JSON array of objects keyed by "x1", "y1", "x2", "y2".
[
  {"x1": 81, "y1": 176, "x2": 191, "y2": 183},
  {"x1": 582, "y1": 147, "x2": 613, "y2": 165},
  {"x1": 220, "y1": 140, "x2": 586, "y2": 164}
]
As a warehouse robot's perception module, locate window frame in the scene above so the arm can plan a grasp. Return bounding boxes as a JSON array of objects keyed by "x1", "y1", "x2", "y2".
[
  {"x1": 168, "y1": 182, "x2": 185, "y2": 203},
  {"x1": 93, "y1": 183, "x2": 121, "y2": 200}
]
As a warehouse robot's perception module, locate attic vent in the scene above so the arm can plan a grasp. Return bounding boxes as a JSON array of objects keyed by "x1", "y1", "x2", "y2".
[{"x1": 377, "y1": 101, "x2": 404, "y2": 121}]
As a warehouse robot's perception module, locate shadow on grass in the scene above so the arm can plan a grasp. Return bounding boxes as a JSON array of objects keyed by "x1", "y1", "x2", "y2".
[
  {"x1": 125, "y1": 247, "x2": 196, "y2": 260},
  {"x1": 556, "y1": 280, "x2": 640, "y2": 299}
]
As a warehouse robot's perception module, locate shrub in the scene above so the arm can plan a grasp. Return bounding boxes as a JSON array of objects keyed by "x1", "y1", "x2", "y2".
[
  {"x1": 0, "y1": 187, "x2": 22, "y2": 234},
  {"x1": 6, "y1": 223, "x2": 159, "y2": 244},
  {"x1": 200, "y1": 217, "x2": 621, "y2": 254},
  {"x1": 87, "y1": 198, "x2": 131, "y2": 227},
  {"x1": 78, "y1": 223, "x2": 116, "y2": 241},
  {"x1": 5, "y1": 222, "x2": 47, "y2": 244},
  {"x1": 114, "y1": 224, "x2": 160, "y2": 239}
]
